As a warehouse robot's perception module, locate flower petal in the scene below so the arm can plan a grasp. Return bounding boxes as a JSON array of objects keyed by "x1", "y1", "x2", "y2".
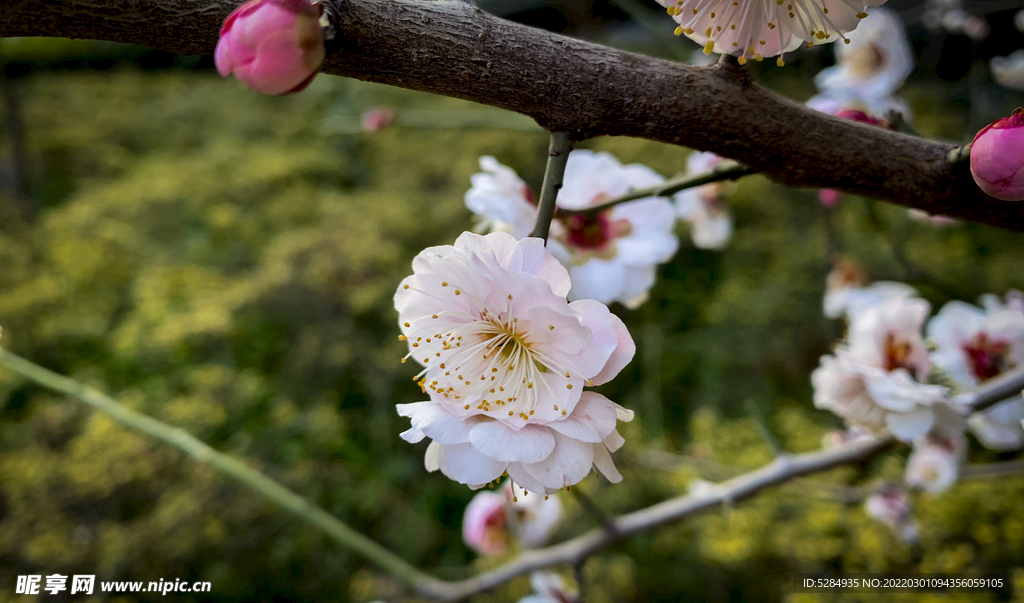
[
  {"x1": 592, "y1": 443, "x2": 623, "y2": 483},
  {"x1": 439, "y1": 442, "x2": 508, "y2": 485},
  {"x1": 468, "y1": 422, "x2": 556, "y2": 464},
  {"x1": 521, "y1": 431, "x2": 595, "y2": 491},
  {"x1": 547, "y1": 392, "x2": 618, "y2": 443}
]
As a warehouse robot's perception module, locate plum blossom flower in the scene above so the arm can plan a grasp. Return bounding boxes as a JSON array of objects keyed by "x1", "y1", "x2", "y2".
[
  {"x1": 971, "y1": 109, "x2": 1024, "y2": 201},
  {"x1": 822, "y1": 259, "x2": 916, "y2": 320},
  {"x1": 465, "y1": 157, "x2": 537, "y2": 239},
  {"x1": 810, "y1": 8, "x2": 912, "y2": 116},
  {"x1": 864, "y1": 486, "x2": 918, "y2": 542},
  {"x1": 547, "y1": 151, "x2": 679, "y2": 308},
  {"x1": 396, "y1": 232, "x2": 636, "y2": 494},
  {"x1": 215, "y1": 0, "x2": 325, "y2": 96},
  {"x1": 905, "y1": 434, "x2": 963, "y2": 494},
  {"x1": 655, "y1": 0, "x2": 886, "y2": 65},
  {"x1": 519, "y1": 572, "x2": 579, "y2": 603},
  {"x1": 674, "y1": 152, "x2": 734, "y2": 250},
  {"x1": 467, "y1": 152, "x2": 678, "y2": 308},
  {"x1": 907, "y1": 209, "x2": 957, "y2": 226},
  {"x1": 927, "y1": 299, "x2": 1024, "y2": 450},
  {"x1": 462, "y1": 482, "x2": 563, "y2": 555},
  {"x1": 980, "y1": 290, "x2": 1024, "y2": 316},
  {"x1": 821, "y1": 425, "x2": 874, "y2": 448},
  {"x1": 812, "y1": 297, "x2": 953, "y2": 441}
]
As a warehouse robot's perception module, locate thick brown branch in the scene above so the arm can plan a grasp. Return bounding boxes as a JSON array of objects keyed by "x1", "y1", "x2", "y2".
[{"x1": 2, "y1": 0, "x2": 1023, "y2": 230}]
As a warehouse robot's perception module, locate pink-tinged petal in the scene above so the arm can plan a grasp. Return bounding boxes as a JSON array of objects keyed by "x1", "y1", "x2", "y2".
[
  {"x1": 547, "y1": 392, "x2": 618, "y2": 443},
  {"x1": 571, "y1": 299, "x2": 635, "y2": 385},
  {"x1": 214, "y1": 37, "x2": 236, "y2": 76},
  {"x1": 521, "y1": 432, "x2": 595, "y2": 491},
  {"x1": 425, "y1": 442, "x2": 441, "y2": 472},
  {"x1": 468, "y1": 422, "x2": 556, "y2": 464},
  {"x1": 592, "y1": 443, "x2": 623, "y2": 482},
  {"x1": 514, "y1": 238, "x2": 573, "y2": 298},
  {"x1": 236, "y1": 30, "x2": 313, "y2": 95},
  {"x1": 525, "y1": 305, "x2": 592, "y2": 356},
  {"x1": 440, "y1": 442, "x2": 508, "y2": 485},
  {"x1": 462, "y1": 491, "x2": 509, "y2": 555},
  {"x1": 397, "y1": 402, "x2": 477, "y2": 444}
]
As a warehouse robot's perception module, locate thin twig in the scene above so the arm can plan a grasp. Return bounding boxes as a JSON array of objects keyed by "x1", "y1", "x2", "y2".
[
  {"x1": 529, "y1": 132, "x2": 573, "y2": 241},
  {"x1": 558, "y1": 161, "x2": 753, "y2": 217},
  {"x1": 0, "y1": 349, "x2": 446, "y2": 594}
]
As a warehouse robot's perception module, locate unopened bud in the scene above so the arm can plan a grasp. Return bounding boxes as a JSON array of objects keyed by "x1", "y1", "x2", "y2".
[{"x1": 970, "y1": 109, "x2": 1024, "y2": 201}]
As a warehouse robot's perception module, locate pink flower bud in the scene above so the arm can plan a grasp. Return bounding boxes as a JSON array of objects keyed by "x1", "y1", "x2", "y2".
[
  {"x1": 461, "y1": 491, "x2": 509, "y2": 555},
  {"x1": 360, "y1": 107, "x2": 395, "y2": 133},
  {"x1": 971, "y1": 109, "x2": 1024, "y2": 201},
  {"x1": 215, "y1": 0, "x2": 325, "y2": 96},
  {"x1": 818, "y1": 188, "x2": 842, "y2": 207}
]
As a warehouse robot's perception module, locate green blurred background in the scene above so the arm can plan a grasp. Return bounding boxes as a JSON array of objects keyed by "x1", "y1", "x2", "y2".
[{"x1": 0, "y1": 3, "x2": 1023, "y2": 600}]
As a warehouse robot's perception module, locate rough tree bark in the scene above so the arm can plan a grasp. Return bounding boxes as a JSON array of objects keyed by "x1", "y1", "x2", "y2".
[{"x1": 1, "y1": 0, "x2": 1021, "y2": 230}]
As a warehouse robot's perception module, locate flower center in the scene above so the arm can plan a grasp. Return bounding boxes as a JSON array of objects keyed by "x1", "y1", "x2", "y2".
[
  {"x1": 962, "y1": 332, "x2": 1015, "y2": 382},
  {"x1": 563, "y1": 213, "x2": 615, "y2": 251},
  {"x1": 883, "y1": 332, "x2": 916, "y2": 373},
  {"x1": 403, "y1": 290, "x2": 587, "y2": 421},
  {"x1": 845, "y1": 42, "x2": 886, "y2": 78}
]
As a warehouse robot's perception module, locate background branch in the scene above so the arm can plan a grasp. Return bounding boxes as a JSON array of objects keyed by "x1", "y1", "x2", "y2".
[{"x1": 2, "y1": 0, "x2": 1022, "y2": 229}]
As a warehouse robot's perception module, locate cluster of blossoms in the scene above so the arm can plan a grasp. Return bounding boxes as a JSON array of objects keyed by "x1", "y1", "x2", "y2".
[
  {"x1": 462, "y1": 482, "x2": 563, "y2": 555},
  {"x1": 814, "y1": 262, "x2": 1024, "y2": 494},
  {"x1": 654, "y1": 0, "x2": 886, "y2": 65},
  {"x1": 465, "y1": 151, "x2": 734, "y2": 309},
  {"x1": 395, "y1": 232, "x2": 636, "y2": 495}
]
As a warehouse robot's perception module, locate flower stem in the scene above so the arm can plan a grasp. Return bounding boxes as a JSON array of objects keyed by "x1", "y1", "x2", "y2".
[
  {"x1": 0, "y1": 349, "x2": 439, "y2": 593},
  {"x1": 530, "y1": 131, "x2": 574, "y2": 242},
  {"x1": 558, "y1": 161, "x2": 754, "y2": 217}
]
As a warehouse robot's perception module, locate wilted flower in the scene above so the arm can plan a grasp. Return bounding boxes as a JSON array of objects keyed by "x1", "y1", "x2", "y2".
[
  {"x1": 674, "y1": 152, "x2": 734, "y2": 250},
  {"x1": 655, "y1": 0, "x2": 886, "y2": 65},
  {"x1": 971, "y1": 109, "x2": 1024, "y2": 201},
  {"x1": 465, "y1": 157, "x2": 537, "y2": 239},
  {"x1": 823, "y1": 259, "x2": 916, "y2": 321},
  {"x1": 462, "y1": 482, "x2": 563, "y2": 555},
  {"x1": 396, "y1": 232, "x2": 635, "y2": 494},
  {"x1": 864, "y1": 486, "x2": 918, "y2": 542},
  {"x1": 905, "y1": 434, "x2": 963, "y2": 494},
  {"x1": 519, "y1": 572, "x2": 579, "y2": 603},
  {"x1": 813, "y1": 297, "x2": 953, "y2": 441},
  {"x1": 215, "y1": 0, "x2": 325, "y2": 95},
  {"x1": 928, "y1": 299, "x2": 1024, "y2": 450}
]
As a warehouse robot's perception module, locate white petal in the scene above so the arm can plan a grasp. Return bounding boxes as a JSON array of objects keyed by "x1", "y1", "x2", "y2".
[
  {"x1": 400, "y1": 427, "x2": 426, "y2": 443},
  {"x1": 506, "y1": 462, "x2": 551, "y2": 495},
  {"x1": 397, "y1": 402, "x2": 477, "y2": 444},
  {"x1": 468, "y1": 422, "x2": 556, "y2": 464},
  {"x1": 425, "y1": 441, "x2": 441, "y2": 472},
  {"x1": 885, "y1": 409, "x2": 934, "y2": 442},
  {"x1": 521, "y1": 431, "x2": 596, "y2": 491},
  {"x1": 604, "y1": 429, "x2": 626, "y2": 452},
  {"x1": 547, "y1": 392, "x2": 618, "y2": 443},
  {"x1": 568, "y1": 259, "x2": 627, "y2": 305},
  {"x1": 440, "y1": 442, "x2": 508, "y2": 485},
  {"x1": 592, "y1": 443, "x2": 623, "y2": 483},
  {"x1": 572, "y1": 299, "x2": 636, "y2": 385}
]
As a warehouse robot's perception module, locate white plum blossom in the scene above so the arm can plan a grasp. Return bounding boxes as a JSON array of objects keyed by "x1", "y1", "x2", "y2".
[
  {"x1": 461, "y1": 481, "x2": 564, "y2": 554},
  {"x1": 980, "y1": 289, "x2": 1024, "y2": 316},
  {"x1": 547, "y1": 150, "x2": 679, "y2": 308},
  {"x1": 991, "y1": 51, "x2": 1024, "y2": 91},
  {"x1": 810, "y1": 8, "x2": 912, "y2": 116},
  {"x1": 674, "y1": 152, "x2": 734, "y2": 250},
  {"x1": 465, "y1": 152, "x2": 678, "y2": 309},
  {"x1": 465, "y1": 157, "x2": 537, "y2": 238},
  {"x1": 822, "y1": 259, "x2": 916, "y2": 320},
  {"x1": 864, "y1": 486, "x2": 918, "y2": 542},
  {"x1": 518, "y1": 572, "x2": 579, "y2": 603},
  {"x1": 812, "y1": 297, "x2": 953, "y2": 441},
  {"x1": 655, "y1": 0, "x2": 886, "y2": 65},
  {"x1": 905, "y1": 434, "x2": 963, "y2": 494},
  {"x1": 927, "y1": 299, "x2": 1024, "y2": 450},
  {"x1": 396, "y1": 232, "x2": 636, "y2": 494}
]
